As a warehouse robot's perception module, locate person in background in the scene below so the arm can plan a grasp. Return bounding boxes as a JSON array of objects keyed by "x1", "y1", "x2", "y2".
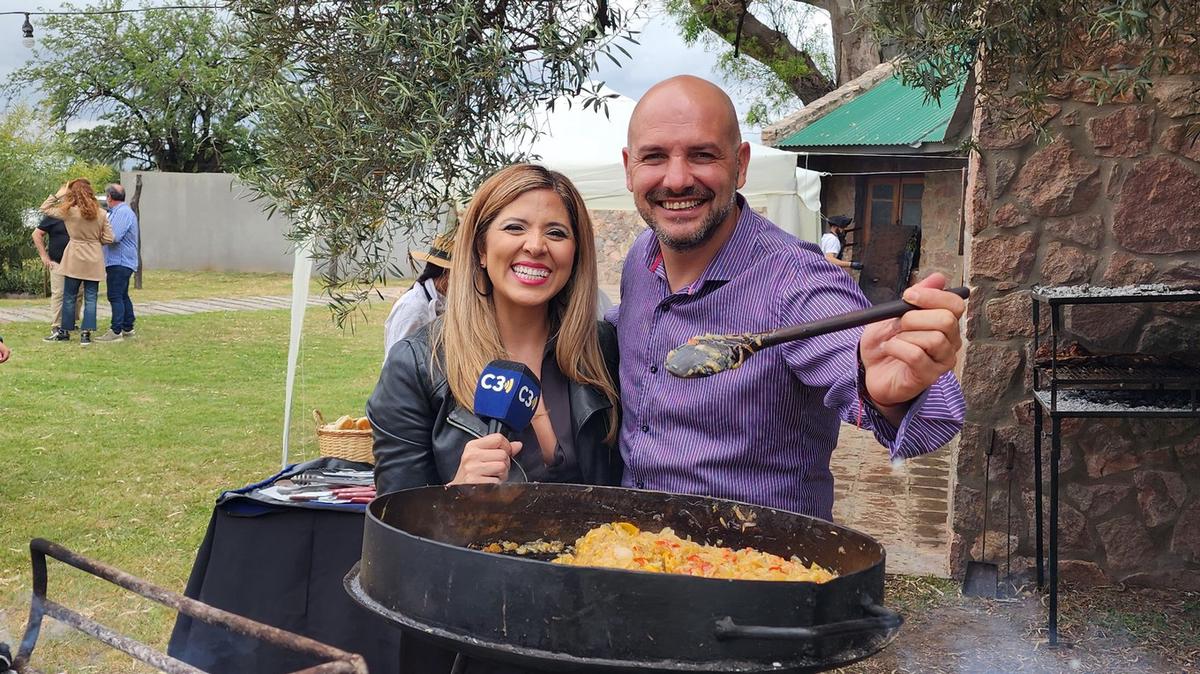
[
  {"x1": 383, "y1": 231, "x2": 453, "y2": 358},
  {"x1": 611, "y1": 75, "x2": 965, "y2": 521},
  {"x1": 820, "y1": 215, "x2": 863, "y2": 272},
  {"x1": 0, "y1": 335, "x2": 9, "y2": 363},
  {"x1": 39, "y1": 179, "x2": 114, "y2": 347},
  {"x1": 31, "y1": 212, "x2": 82, "y2": 341},
  {"x1": 95, "y1": 184, "x2": 140, "y2": 342}
]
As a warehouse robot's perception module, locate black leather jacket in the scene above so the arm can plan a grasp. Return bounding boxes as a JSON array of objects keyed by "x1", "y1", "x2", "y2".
[{"x1": 366, "y1": 322, "x2": 622, "y2": 494}]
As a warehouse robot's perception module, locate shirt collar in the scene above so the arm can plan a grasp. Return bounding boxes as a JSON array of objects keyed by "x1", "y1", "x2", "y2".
[{"x1": 643, "y1": 193, "x2": 760, "y2": 292}]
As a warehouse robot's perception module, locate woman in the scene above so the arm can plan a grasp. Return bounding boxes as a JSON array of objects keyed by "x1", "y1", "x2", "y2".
[
  {"x1": 39, "y1": 179, "x2": 114, "y2": 346},
  {"x1": 382, "y1": 231, "x2": 453, "y2": 359},
  {"x1": 367, "y1": 163, "x2": 621, "y2": 493}
]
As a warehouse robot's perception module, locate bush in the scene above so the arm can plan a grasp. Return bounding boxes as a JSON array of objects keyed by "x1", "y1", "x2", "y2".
[{"x1": 0, "y1": 258, "x2": 48, "y2": 296}]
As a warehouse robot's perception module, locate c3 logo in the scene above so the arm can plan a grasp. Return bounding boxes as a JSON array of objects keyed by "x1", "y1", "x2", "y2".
[
  {"x1": 480, "y1": 373, "x2": 515, "y2": 393},
  {"x1": 517, "y1": 385, "x2": 538, "y2": 409}
]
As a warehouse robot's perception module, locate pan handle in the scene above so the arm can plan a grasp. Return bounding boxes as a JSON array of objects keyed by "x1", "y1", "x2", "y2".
[{"x1": 713, "y1": 602, "x2": 902, "y2": 642}]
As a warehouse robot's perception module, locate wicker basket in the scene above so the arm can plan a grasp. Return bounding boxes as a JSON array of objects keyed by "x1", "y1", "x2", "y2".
[{"x1": 313, "y1": 410, "x2": 375, "y2": 464}]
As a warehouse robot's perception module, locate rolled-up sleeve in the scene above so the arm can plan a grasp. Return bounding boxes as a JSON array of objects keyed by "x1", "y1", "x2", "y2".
[{"x1": 778, "y1": 254, "x2": 964, "y2": 460}]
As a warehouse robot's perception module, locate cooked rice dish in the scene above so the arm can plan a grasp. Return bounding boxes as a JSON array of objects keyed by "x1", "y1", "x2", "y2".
[
  {"x1": 479, "y1": 539, "x2": 566, "y2": 556},
  {"x1": 551, "y1": 522, "x2": 836, "y2": 582}
]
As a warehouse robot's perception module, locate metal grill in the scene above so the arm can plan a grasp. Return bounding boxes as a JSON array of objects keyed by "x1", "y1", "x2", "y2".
[
  {"x1": 1028, "y1": 284, "x2": 1200, "y2": 649},
  {"x1": 1034, "y1": 358, "x2": 1200, "y2": 389},
  {"x1": 7, "y1": 539, "x2": 367, "y2": 674}
]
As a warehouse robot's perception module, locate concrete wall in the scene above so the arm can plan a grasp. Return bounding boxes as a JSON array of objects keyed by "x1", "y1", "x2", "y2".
[
  {"x1": 119, "y1": 171, "x2": 429, "y2": 276},
  {"x1": 121, "y1": 171, "x2": 295, "y2": 273}
]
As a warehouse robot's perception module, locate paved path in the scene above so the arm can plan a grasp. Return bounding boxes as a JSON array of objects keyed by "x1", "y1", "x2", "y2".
[
  {"x1": 0, "y1": 295, "x2": 328, "y2": 325},
  {"x1": 831, "y1": 426, "x2": 953, "y2": 577}
]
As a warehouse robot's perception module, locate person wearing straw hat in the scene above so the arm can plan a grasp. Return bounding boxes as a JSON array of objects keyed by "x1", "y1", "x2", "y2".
[{"x1": 384, "y1": 231, "x2": 454, "y2": 358}]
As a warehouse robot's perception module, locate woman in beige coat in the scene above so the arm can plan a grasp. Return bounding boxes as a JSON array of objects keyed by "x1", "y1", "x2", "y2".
[{"x1": 39, "y1": 178, "x2": 114, "y2": 346}]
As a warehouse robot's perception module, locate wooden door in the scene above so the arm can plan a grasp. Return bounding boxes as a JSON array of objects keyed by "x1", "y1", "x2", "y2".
[{"x1": 859, "y1": 176, "x2": 924, "y2": 303}]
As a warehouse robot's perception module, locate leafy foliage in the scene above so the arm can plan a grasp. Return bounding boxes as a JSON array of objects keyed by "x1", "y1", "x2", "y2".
[
  {"x1": 5, "y1": 0, "x2": 257, "y2": 172},
  {"x1": 863, "y1": 0, "x2": 1200, "y2": 133},
  {"x1": 231, "y1": 0, "x2": 638, "y2": 325},
  {"x1": 0, "y1": 106, "x2": 116, "y2": 294}
]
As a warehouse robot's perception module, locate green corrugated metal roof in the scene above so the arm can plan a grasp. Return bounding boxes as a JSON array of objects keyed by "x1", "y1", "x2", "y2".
[{"x1": 777, "y1": 74, "x2": 966, "y2": 148}]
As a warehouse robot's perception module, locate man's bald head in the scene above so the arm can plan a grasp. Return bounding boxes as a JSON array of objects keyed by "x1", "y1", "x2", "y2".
[
  {"x1": 622, "y1": 76, "x2": 750, "y2": 254},
  {"x1": 628, "y1": 75, "x2": 741, "y2": 148}
]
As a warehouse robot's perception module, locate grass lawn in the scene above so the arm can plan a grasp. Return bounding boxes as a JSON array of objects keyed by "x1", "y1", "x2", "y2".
[
  {"x1": 0, "y1": 300, "x2": 390, "y2": 673},
  {"x1": 0, "y1": 269, "x2": 334, "y2": 310}
]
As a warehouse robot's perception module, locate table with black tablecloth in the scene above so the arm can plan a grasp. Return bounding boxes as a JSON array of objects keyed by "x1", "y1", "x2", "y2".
[{"x1": 166, "y1": 458, "x2": 456, "y2": 674}]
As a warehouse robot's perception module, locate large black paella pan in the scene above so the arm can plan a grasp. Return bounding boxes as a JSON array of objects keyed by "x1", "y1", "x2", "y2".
[{"x1": 345, "y1": 483, "x2": 901, "y2": 673}]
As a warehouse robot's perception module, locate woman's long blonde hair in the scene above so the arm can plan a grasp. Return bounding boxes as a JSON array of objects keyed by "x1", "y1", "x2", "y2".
[
  {"x1": 433, "y1": 164, "x2": 619, "y2": 442},
  {"x1": 64, "y1": 178, "x2": 99, "y2": 220}
]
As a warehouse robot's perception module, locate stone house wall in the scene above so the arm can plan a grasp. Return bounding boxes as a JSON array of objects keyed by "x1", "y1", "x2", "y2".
[
  {"x1": 592, "y1": 210, "x2": 647, "y2": 286},
  {"x1": 955, "y1": 66, "x2": 1200, "y2": 588}
]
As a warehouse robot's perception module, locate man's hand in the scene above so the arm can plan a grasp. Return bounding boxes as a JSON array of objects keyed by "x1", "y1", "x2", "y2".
[
  {"x1": 0, "y1": 341, "x2": 10, "y2": 364},
  {"x1": 40, "y1": 257, "x2": 54, "y2": 270},
  {"x1": 448, "y1": 433, "x2": 522, "y2": 485},
  {"x1": 859, "y1": 273, "x2": 965, "y2": 420}
]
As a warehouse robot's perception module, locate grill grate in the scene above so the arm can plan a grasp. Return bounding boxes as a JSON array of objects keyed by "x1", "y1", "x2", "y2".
[{"x1": 1035, "y1": 359, "x2": 1200, "y2": 389}]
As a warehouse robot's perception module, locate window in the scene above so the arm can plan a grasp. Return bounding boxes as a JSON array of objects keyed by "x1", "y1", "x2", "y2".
[{"x1": 866, "y1": 176, "x2": 924, "y2": 231}]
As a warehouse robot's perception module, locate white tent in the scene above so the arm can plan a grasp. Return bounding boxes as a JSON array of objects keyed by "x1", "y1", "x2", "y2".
[{"x1": 525, "y1": 85, "x2": 823, "y2": 243}]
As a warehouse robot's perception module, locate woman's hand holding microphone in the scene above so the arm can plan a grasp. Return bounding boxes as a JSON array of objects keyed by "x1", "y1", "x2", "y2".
[{"x1": 449, "y1": 433, "x2": 522, "y2": 485}]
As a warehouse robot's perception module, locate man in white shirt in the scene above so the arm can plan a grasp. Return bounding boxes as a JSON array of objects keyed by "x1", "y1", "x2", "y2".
[{"x1": 820, "y1": 215, "x2": 862, "y2": 271}]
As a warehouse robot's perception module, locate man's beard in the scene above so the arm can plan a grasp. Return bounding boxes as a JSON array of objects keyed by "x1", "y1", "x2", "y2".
[{"x1": 638, "y1": 188, "x2": 735, "y2": 252}]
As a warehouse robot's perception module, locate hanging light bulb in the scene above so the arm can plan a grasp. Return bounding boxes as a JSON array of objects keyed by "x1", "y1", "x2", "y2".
[{"x1": 21, "y1": 13, "x2": 34, "y2": 48}]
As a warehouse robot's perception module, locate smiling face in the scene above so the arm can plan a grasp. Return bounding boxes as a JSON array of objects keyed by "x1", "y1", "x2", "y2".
[
  {"x1": 623, "y1": 77, "x2": 750, "y2": 252},
  {"x1": 479, "y1": 188, "x2": 577, "y2": 312}
]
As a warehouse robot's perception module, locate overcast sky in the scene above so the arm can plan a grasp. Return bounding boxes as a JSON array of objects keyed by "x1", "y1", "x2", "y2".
[{"x1": 0, "y1": 1, "x2": 810, "y2": 142}]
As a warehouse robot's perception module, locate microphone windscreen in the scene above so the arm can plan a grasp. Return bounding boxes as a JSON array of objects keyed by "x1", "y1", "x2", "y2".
[{"x1": 473, "y1": 359, "x2": 542, "y2": 433}]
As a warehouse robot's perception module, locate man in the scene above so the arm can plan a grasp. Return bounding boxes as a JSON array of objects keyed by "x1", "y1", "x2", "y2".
[
  {"x1": 611, "y1": 76, "x2": 965, "y2": 520},
  {"x1": 32, "y1": 212, "x2": 82, "y2": 341},
  {"x1": 95, "y1": 184, "x2": 139, "y2": 342},
  {"x1": 820, "y1": 215, "x2": 862, "y2": 272}
]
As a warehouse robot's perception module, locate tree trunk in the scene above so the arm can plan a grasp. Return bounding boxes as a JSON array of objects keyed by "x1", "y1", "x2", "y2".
[
  {"x1": 689, "y1": 0, "x2": 834, "y2": 103},
  {"x1": 131, "y1": 174, "x2": 144, "y2": 290},
  {"x1": 685, "y1": 0, "x2": 883, "y2": 101},
  {"x1": 819, "y1": 0, "x2": 883, "y2": 84}
]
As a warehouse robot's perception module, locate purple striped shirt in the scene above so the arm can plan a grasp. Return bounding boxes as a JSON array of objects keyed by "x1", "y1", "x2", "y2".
[{"x1": 609, "y1": 197, "x2": 965, "y2": 521}]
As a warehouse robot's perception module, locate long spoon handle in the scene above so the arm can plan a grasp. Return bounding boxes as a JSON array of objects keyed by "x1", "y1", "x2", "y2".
[{"x1": 759, "y1": 287, "x2": 970, "y2": 348}]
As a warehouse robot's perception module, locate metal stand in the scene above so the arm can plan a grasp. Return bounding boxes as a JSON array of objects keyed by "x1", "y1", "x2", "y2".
[
  {"x1": 10, "y1": 538, "x2": 366, "y2": 674},
  {"x1": 1029, "y1": 285, "x2": 1200, "y2": 646}
]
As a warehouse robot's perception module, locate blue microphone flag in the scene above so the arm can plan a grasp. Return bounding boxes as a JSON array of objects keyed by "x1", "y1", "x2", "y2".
[{"x1": 473, "y1": 359, "x2": 541, "y2": 434}]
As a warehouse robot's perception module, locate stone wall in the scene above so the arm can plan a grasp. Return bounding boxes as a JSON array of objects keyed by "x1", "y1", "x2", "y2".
[
  {"x1": 592, "y1": 210, "x2": 648, "y2": 286},
  {"x1": 955, "y1": 69, "x2": 1200, "y2": 589}
]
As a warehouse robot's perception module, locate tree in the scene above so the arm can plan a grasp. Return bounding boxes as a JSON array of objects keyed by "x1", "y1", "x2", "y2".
[
  {"x1": 232, "y1": 0, "x2": 638, "y2": 324},
  {"x1": 5, "y1": 0, "x2": 257, "y2": 172},
  {"x1": 663, "y1": 0, "x2": 882, "y2": 118},
  {"x1": 0, "y1": 106, "x2": 116, "y2": 294},
  {"x1": 863, "y1": 1, "x2": 1200, "y2": 134}
]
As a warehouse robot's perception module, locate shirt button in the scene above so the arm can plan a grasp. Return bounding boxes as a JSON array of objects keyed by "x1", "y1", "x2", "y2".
[
  {"x1": 649, "y1": 365, "x2": 658, "y2": 374},
  {"x1": 640, "y1": 424, "x2": 650, "y2": 433},
  {"x1": 636, "y1": 481, "x2": 646, "y2": 489}
]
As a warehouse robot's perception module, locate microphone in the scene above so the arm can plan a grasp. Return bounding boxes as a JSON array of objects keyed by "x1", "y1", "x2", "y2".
[{"x1": 473, "y1": 359, "x2": 542, "y2": 438}]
